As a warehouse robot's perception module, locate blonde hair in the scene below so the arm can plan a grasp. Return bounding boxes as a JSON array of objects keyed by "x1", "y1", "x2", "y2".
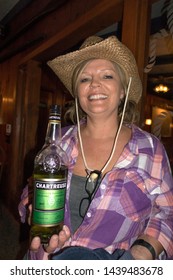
[{"x1": 64, "y1": 59, "x2": 139, "y2": 124}]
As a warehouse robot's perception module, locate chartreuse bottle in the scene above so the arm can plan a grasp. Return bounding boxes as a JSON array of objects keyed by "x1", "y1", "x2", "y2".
[{"x1": 30, "y1": 104, "x2": 69, "y2": 244}]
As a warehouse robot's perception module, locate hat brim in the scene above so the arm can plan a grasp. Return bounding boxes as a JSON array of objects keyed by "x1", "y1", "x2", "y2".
[{"x1": 47, "y1": 36, "x2": 142, "y2": 103}]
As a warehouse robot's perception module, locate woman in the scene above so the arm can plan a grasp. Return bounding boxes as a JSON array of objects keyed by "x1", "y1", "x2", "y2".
[{"x1": 19, "y1": 35, "x2": 173, "y2": 260}]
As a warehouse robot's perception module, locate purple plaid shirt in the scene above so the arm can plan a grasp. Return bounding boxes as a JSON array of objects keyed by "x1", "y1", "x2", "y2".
[{"x1": 19, "y1": 124, "x2": 173, "y2": 259}]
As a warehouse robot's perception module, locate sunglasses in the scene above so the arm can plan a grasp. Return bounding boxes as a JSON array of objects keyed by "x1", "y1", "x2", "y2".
[{"x1": 79, "y1": 170, "x2": 102, "y2": 218}]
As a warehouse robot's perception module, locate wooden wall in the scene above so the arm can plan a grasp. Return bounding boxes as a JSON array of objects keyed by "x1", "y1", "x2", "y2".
[{"x1": 0, "y1": 54, "x2": 21, "y2": 207}]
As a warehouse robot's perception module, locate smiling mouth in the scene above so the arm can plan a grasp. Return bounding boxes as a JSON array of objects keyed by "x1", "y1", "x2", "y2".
[{"x1": 88, "y1": 94, "x2": 108, "y2": 100}]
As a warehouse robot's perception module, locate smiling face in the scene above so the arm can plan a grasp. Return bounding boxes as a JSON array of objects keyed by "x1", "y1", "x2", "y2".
[{"x1": 75, "y1": 59, "x2": 125, "y2": 118}]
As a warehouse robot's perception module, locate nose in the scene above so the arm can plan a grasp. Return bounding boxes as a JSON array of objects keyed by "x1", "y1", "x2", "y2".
[{"x1": 89, "y1": 77, "x2": 101, "y2": 88}]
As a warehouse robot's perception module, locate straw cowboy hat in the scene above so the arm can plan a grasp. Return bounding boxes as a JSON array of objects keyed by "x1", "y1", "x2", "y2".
[{"x1": 47, "y1": 35, "x2": 142, "y2": 103}]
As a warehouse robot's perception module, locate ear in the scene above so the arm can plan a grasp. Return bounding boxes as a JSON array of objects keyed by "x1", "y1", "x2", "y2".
[{"x1": 120, "y1": 88, "x2": 125, "y2": 100}]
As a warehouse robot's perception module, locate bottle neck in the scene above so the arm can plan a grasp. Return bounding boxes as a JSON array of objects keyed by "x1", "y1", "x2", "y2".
[{"x1": 45, "y1": 113, "x2": 61, "y2": 145}]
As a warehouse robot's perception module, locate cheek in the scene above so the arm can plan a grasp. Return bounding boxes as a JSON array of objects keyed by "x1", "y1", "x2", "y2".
[
  {"x1": 109, "y1": 83, "x2": 124, "y2": 98},
  {"x1": 77, "y1": 83, "x2": 89, "y2": 99},
  {"x1": 77, "y1": 86, "x2": 87, "y2": 106}
]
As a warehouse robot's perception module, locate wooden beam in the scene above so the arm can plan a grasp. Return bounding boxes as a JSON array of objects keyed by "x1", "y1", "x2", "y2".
[
  {"x1": 20, "y1": 0, "x2": 124, "y2": 64},
  {"x1": 10, "y1": 60, "x2": 41, "y2": 206},
  {"x1": 121, "y1": 0, "x2": 152, "y2": 126}
]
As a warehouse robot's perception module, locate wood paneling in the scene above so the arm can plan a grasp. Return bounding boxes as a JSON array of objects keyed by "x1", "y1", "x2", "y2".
[
  {"x1": 20, "y1": 0, "x2": 124, "y2": 63},
  {"x1": 10, "y1": 60, "x2": 41, "y2": 210},
  {"x1": 122, "y1": 0, "x2": 152, "y2": 126},
  {"x1": 0, "y1": 55, "x2": 20, "y2": 205}
]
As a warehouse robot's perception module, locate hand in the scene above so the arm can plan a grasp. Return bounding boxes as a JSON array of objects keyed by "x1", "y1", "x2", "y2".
[
  {"x1": 30, "y1": 225, "x2": 71, "y2": 254},
  {"x1": 28, "y1": 204, "x2": 71, "y2": 254},
  {"x1": 27, "y1": 204, "x2": 32, "y2": 225}
]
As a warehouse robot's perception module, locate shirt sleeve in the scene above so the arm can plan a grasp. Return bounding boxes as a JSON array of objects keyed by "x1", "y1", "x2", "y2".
[
  {"x1": 18, "y1": 177, "x2": 33, "y2": 223},
  {"x1": 18, "y1": 185, "x2": 29, "y2": 223},
  {"x1": 24, "y1": 247, "x2": 47, "y2": 260},
  {"x1": 144, "y1": 140, "x2": 173, "y2": 259}
]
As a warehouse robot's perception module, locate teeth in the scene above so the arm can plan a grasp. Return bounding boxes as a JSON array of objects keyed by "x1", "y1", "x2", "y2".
[{"x1": 89, "y1": 94, "x2": 107, "y2": 100}]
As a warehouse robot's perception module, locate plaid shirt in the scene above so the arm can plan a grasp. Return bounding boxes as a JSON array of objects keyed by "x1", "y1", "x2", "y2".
[
  {"x1": 62, "y1": 124, "x2": 173, "y2": 259},
  {"x1": 19, "y1": 124, "x2": 173, "y2": 259}
]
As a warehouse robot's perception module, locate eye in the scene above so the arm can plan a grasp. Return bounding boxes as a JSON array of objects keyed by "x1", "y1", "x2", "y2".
[
  {"x1": 79, "y1": 77, "x2": 91, "y2": 83},
  {"x1": 81, "y1": 78, "x2": 89, "y2": 83},
  {"x1": 104, "y1": 74, "x2": 113, "y2": 79}
]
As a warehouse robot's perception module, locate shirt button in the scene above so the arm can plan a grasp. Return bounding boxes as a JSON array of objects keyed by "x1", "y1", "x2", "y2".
[
  {"x1": 101, "y1": 184, "x2": 106, "y2": 189},
  {"x1": 86, "y1": 212, "x2": 92, "y2": 218}
]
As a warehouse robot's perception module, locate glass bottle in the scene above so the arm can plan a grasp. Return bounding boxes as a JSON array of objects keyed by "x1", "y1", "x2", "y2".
[{"x1": 30, "y1": 104, "x2": 69, "y2": 244}]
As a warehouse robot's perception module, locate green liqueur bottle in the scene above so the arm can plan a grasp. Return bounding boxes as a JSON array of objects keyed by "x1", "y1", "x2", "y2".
[{"x1": 30, "y1": 104, "x2": 69, "y2": 244}]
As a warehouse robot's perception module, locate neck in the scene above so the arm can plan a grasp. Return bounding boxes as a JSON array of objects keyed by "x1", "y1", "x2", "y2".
[
  {"x1": 75, "y1": 98, "x2": 125, "y2": 174},
  {"x1": 83, "y1": 115, "x2": 119, "y2": 139}
]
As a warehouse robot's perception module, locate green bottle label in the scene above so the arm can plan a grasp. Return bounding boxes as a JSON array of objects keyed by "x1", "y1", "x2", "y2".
[{"x1": 33, "y1": 178, "x2": 66, "y2": 226}]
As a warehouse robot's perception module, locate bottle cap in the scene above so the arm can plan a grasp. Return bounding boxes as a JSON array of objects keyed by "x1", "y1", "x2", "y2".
[{"x1": 50, "y1": 104, "x2": 61, "y2": 114}]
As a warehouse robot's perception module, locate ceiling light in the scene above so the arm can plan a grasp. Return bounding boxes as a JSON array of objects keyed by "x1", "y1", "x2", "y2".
[
  {"x1": 154, "y1": 84, "x2": 170, "y2": 93},
  {"x1": 145, "y1": 119, "x2": 152, "y2": 125}
]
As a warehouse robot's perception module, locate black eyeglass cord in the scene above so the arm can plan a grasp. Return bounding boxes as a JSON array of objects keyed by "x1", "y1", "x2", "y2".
[{"x1": 79, "y1": 170, "x2": 102, "y2": 218}]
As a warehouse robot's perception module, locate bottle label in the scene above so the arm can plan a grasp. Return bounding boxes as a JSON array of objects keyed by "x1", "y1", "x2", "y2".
[
  {"x1": 32, "y1": 178, "x2": 66, "y2": 226},
  {"x1": 49, "y1": 114, "x2": 60, "y2": 122}
]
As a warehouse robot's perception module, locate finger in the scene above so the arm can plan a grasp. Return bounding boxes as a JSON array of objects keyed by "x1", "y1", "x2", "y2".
[
  {"x1": 62, "y1": 225, "x2": 71, "y2": 238},
  {"x1": 45, "y1": 226, "x2": 71, "y2": 253},
  {"x1": 45, "y1": 234, "x2": 59, "y2": 254},
  {"x1": 22, "y1": 197, "x2": 29, "y2": 207},
  {"x1": 58, "y1": 226, "x2": 71, "y2": 248},
  {"x1": 28, "y1": 204, "x2": 32, "y2": 211},
  {"x1": 30, "y1": 236, "x2": 41, "y2": 252},
  {"x1": 27, "y1": 204, "x2": 32, "y2": 225}
]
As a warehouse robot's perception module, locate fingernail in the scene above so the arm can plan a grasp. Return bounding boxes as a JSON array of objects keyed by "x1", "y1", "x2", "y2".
[{"x1": 63, "y1": 225, "x2": 67, "y2": 230}]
